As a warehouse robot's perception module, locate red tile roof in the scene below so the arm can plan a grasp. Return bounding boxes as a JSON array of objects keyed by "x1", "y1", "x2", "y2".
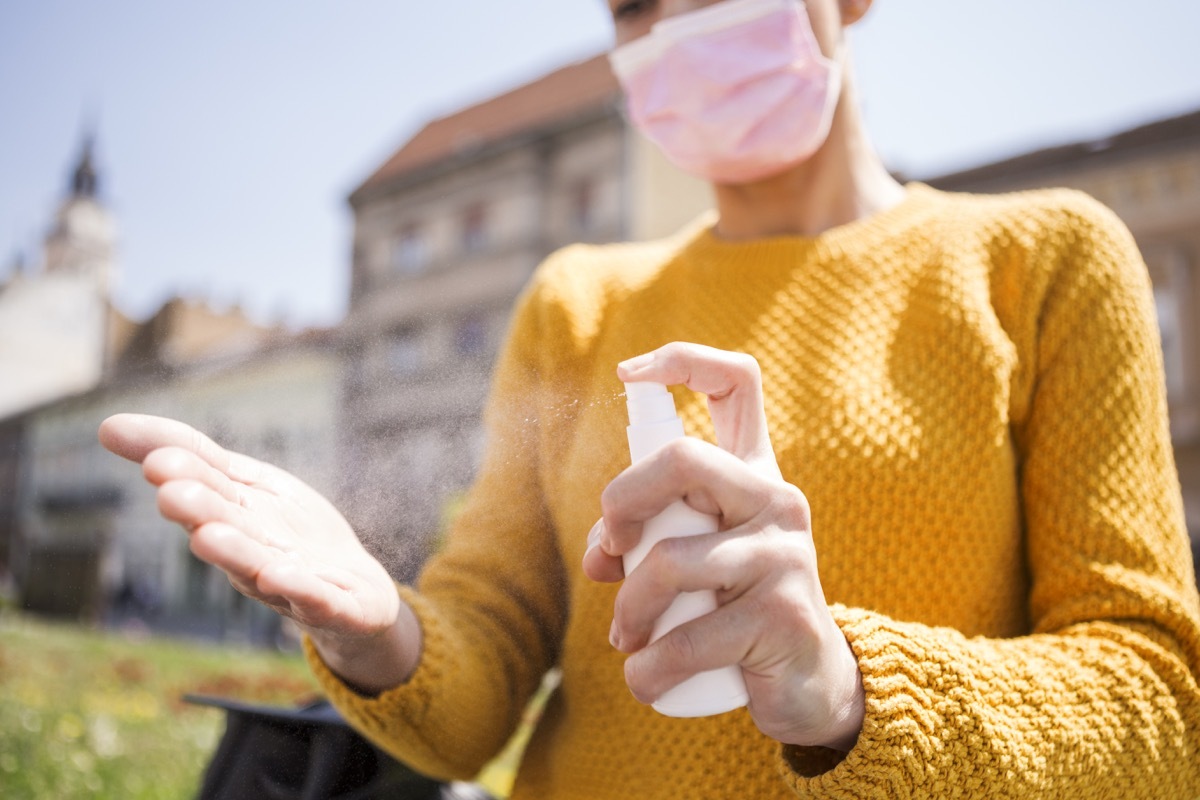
[{"x1": 353, "y1": 53, "x2": 619, "y2": 201}]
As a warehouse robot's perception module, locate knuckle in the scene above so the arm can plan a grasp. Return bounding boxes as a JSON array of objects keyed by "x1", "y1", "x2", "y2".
[
  {"x1": 774, "y1": 577, "x2": 822, "y2": 634},
  {"x1": 638, "y1": 543, "x2": 683, "y2": 593},
  {"x1": 599, "y1": 481, "x2": 621, "y2": 519},
  {"x1": 658, "y1": 437, "x2": 702, "y2": 478},
  {"x1": 650, "y1": 536, "x2": 688, "y2": 575},
  {"x1": 775, "y1": 483, "x2": 811, "y2": 528},
  {"x1": 732, "y1": 351, "x2": 762, "y2": 380},
  {"x1": 761, "y1": 523, "x2": 813, "y2": 571},
  {"x1": 645, "y1": 342, "x2": 684, "y2": 375},
  {"x1": 739, "y1": 590, "x2": 777, "y2": 626},
  {"x1": 599, "y1": 480, "x2": 641, "y2": 556},
  {"x1": 661, "y1": 625, "x2": 699, "y2": 667},
  {"x1": 660, "y1": 341, "x2": 690, "y2": 362},
  {"x1": 677, "y1": 435, "x2": 709, "y2": 459}
]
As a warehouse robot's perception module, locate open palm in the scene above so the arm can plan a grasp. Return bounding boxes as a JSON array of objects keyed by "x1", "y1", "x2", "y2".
[{"x1": 99, "y1": 414, "x2": 400, "y2": 639}]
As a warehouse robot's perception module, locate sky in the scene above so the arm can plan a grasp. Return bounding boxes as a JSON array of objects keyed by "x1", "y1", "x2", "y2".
[{"x1": 2, "y1": 1, "x2": 1199, "y2": 330}]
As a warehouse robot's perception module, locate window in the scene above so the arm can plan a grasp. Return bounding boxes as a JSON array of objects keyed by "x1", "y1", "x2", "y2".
[
  {"x1": 392, "y1": 225, "x2": 430, "y2": 275},
  {"x1": 1155, "y1": 284, "x2": 1185, "y2": 399},
  {"x1": 461, "y1": 203, "x2": 488, "y2": 253},
  {"x1": 572, "y1": 179, "x2": 596, "y2": 232},
  {"x1": 1147, "y1": 244, "x2": 1191, "y2": 402},
  {"x1": 455, "y1": 314, "x2": 488, "y2": 356},
  {"x1": 388, "y1": 328, "x2": 425, "y2": 376},
  {"x1": 261, "y1": 428, "x2": 287, "y2": 462}
]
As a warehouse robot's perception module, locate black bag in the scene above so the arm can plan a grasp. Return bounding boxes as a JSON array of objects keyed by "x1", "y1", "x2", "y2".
[{"x1": 185, "y1": 694, "x2": 496, "y2": 800}]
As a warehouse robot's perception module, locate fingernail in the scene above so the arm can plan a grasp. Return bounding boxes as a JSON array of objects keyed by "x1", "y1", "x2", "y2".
[
  {"x1": 587, "y1": 519, "x2": 603, "y2": 550},
  {"x1": 609, "y1": 619, "x2": 621, "y2": 650},
  {"x1": 585, "y1": 521, "x2": 606, "y2": 562},
  {"x1": 618, "y1": 352, "x2": 654, "y2": 372}
]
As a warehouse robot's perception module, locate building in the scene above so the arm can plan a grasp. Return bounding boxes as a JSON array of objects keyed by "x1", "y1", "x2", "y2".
[
  {"x1": 338, "y1": 54, "x2": 712, "y2": 579},
  {"x1": 3, "y1": 135, "x2": 342, "y2": 643},
  {"x1": 0, "y1": 133, "x2": 119, "y2": 590},
  {"x1": 928, "y1": 110, "x2": 1200, "y2": 554},
  {"x1": 13, "y1": 310, "x2": 340, "y2": 640},
  {"x1": 0, "y1": 417, "x2": 21, "y2": 587},
  {"x1": 0, "y1": 135, "x2": 116, "y2": 421}
]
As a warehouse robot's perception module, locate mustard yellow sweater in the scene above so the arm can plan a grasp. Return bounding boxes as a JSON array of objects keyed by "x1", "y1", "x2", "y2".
[{"x1": 309, "y1": 184, "x2": 1200, "y2": 798}]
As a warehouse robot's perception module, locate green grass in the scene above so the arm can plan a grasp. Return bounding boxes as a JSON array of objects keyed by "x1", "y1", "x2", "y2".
[
  {"x1": 0, "y1": 611, "x2": 319, "y2": 800},
  {"x1": 0, "y1": 611, "x2": 546, "y2": 799}
]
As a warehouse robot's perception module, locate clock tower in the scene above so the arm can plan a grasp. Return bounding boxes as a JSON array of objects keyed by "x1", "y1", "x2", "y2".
[
  {"x1": 0, "y1": 131, "x2": 118, "y2": 419},
  {"x1": 43, "y1": 133, "x2": 116, "y2": 285}
]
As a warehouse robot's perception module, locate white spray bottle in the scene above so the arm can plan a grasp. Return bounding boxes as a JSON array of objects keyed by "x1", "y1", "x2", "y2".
[{"x1": 622, "y1": 381, "x2": 749, "y2": 717}]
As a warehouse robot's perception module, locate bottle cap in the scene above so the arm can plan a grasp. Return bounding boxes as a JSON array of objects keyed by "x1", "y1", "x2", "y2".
[{"x1": 624, "y1": 382, "x2": 677, "y2": 426}]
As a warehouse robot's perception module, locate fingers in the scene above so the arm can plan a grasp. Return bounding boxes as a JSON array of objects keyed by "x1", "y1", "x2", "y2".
[
  {"x1": 190, "y1": 521, "x2": 277, "y2": 583},
  {"x1": 157, "y1": 479, "x2": 270, "y2": 548},
  {"x1": 254, "y1": 560, "x2": 374, "y2": 630},
  {"x1": 100, "y1": 414, "x2": 227, "y2": 466},
  {"x1": 611, "y1": 528, "x2": 754, "y2": 650},
  {"x1": 192, "y1": 524, "x2": 368, "y2": 631},
  {"x1": 611, "y1": 525, "x2": 813, "y2": 652},
  {"x1": 97, "y1": 414, "x2": 158, "y2": 462},
  {"x1": 619, "y1": 558, "x2": 829, "y2": 708},
  {"x1": 621, "y1": 597, "x2": 759, "y2": 706},
  {"x1": 618, "y1": 343, "x2": 779, "y2": 474},
  {"x1": 99, "y1": 413, "x2": 268, "y2": 486},
  {"x1": 601, "y1": 437, "x2": 797, "y2": 559},
  {"x1": 582, "y1": 519, "x2": 626, "y2": 583},
  {"x1": 143, "y1": 446, "x2": 245, "y2": 505}
]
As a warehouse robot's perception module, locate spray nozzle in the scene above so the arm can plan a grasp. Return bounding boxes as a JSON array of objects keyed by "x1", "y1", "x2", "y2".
[{"x1": 624, "y1": 381, "x2": 678, "y2": 427}]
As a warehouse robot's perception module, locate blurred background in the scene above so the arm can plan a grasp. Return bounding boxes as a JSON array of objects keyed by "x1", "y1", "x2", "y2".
[{"x1": 3, "y1": 0, "x2": 1200, "y2": 796}]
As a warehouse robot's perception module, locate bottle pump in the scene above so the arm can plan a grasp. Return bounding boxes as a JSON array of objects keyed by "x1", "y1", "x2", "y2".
[{"x1": 622, "y1": 381, "x2": 749, "y2": 717}]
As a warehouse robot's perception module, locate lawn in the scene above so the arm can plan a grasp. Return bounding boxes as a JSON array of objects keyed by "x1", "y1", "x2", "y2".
[
  {"x1": 0, "y1": 611, "x2": 542, "y2": 799},
  {"x1": 0, "y1": 612, "x2": 320, "y2": 799}
]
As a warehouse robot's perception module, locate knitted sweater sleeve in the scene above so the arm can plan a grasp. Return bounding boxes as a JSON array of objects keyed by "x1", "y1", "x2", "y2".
[
  {"x1": 782, "y1": 197, "x2": 1200, "y2": 798},
  {"x1": 305, "y1": 266, "x2": 570, "y2": 781}
]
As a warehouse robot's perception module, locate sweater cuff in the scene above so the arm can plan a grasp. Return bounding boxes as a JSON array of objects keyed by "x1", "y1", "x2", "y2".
[
  {"x1": 776, "y1": 605, "x2": 912, "y2": 797},
  {"x1": 303, "y1": 585, "x2": 446, "y2": 751}
]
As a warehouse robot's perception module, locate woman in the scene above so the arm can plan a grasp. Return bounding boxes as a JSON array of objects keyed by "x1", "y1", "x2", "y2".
[{"x1": 100, "y1": 0, "x2": 1200, "y2": 796}]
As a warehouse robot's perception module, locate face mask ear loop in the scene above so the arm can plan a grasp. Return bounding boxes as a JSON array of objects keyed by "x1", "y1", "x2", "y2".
[
  {"x1": 828, "y1": 40, "x2": 846, "y2": 83},
  {"x1": 807, "y1": 40, "x2": 846, "y2": 154}
]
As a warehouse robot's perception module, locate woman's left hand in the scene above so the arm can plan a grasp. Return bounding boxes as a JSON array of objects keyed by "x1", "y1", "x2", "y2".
[{"x1": 582, "y1": 342, "x2": 864, "y2": 751}]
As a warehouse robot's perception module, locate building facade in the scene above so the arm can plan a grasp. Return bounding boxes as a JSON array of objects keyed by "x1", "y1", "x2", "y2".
[
  {"x1": 928, "y1": 110, "x2": 1200, "y2": 553},
  {"x1": 338, "y1": 55, "x2": 712, "y2": 579},
  {"x1": 3, "y1": 137, "x2": 343, "y2": 643},
  {"x1": 14, "y1": 324, "x2": 341, "y2": 641},
  {"x1": 0, "y1": 136, "x2": 115, "y2": 421}
]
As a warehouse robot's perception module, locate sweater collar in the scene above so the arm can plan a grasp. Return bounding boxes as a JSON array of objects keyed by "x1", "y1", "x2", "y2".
[{"x1": 678, "y1": 182, "x2": 944, "y2": 267}]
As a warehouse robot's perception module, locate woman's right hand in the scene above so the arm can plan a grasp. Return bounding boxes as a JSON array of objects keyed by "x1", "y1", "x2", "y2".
[{"x1": 98, "y1": 413, "x2": 421, "y2": 692}]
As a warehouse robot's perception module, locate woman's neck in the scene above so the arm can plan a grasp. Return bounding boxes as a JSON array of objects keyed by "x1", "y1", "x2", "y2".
[{"x1": 712, "y1": 72, "x2": 905, "y2": 241}]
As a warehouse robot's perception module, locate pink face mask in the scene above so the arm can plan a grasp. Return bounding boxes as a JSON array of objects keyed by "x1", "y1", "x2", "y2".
[{"x1": 609, "y1": 0, "x2": 842, "y2": 185}]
